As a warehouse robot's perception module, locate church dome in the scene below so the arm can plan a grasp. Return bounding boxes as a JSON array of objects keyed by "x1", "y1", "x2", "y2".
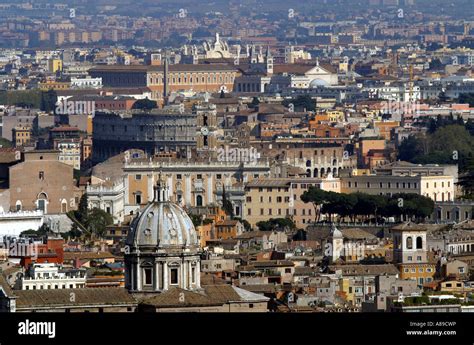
[
  {"x1": 126, "y1": 178, "x2": 198, "y2": 250},
  {"x1": 309, "y1": 78, "x2": 329, "y2": 88}
]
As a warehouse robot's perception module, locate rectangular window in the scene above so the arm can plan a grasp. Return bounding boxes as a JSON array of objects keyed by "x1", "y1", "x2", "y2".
[
  {"x1": 170, "y1": 268, "x2": 178, "y2": 285},
  {"x1": 192, "y1": 267, "x2": 196, "y2": 283},
  {"x1": 144, "y1": 268, "x2": 152, "y2": 285},
  {"x1": 135, "y1": 174, "x2": 142, "y2": 180}
]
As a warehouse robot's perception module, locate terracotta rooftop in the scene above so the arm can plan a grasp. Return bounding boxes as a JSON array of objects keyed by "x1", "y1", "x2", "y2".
[{"x1": 14, "y1": 287, "x2": 136, "y2": 309}]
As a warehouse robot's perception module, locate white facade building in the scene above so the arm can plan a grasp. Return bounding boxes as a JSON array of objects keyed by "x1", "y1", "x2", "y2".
[
  {"x1": 87, "y1": 179, "x2": 126, "y2": 224},
  {"x1": 21, "y1": 263, "x2": 87, "y2": 290},
  {"x1": 0, "y1": 210, "x2": 44, "y2": 237}
]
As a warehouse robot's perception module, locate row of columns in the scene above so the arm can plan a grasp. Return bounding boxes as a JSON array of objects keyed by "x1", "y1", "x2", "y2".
[{"x1": 131, "y1": 259, "x2": 200, "y2": 291}]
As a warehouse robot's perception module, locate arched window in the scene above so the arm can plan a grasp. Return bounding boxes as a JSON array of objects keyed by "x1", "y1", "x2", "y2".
[
  {"x1": 416, "y1": 236, "x2": 423, "y2": 249},
  {"x1": 37, "y1": 193, "x2": 48, "y2": 212},
  {"x1": 306, "y1": 160, "x2": 311, "y2": 167},
  {"x1": 406, "y1": 236, "x2": 413, "y2": 250},
  {"x1": 196, "y1": 195, "x2": 203, "y2": 207}
]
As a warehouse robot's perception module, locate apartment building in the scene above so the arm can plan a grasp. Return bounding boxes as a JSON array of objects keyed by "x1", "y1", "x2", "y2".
[
  {"x1": 341, "y1": 174, "x2": 455, "y2": 202},
  {"x1": 243, "y1": 177, "x2": 341, "y2": 228}
]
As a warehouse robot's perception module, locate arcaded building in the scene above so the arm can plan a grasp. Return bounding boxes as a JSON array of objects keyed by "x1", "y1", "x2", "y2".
[{"x1": 92, "y1": 109, "x2": 197, "y2": 162}]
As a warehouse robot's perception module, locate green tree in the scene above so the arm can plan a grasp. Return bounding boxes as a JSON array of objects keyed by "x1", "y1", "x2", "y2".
[
  {"x1": 301, "y1": 187, "x2": 328, "y2": 222},
  {"x1": 458, "y1": 157, "x2": 474, "y2": 199},
  {"x1": 76, "y1": 194, "x2": 89, "y2": 224},
  {"x1": 0, "y1": 138, "x2": 12, "y2": 148},
  {"x1": 458, "y1": 93, "x2": 474, "y2": 107},
  {"x1": 256, "y1": 218, "x2": 295, "y2": 231},
  {"x1": 234, "y1": 217, "x2": 252, "y2": 231},
  {"x1": 282, "y1": 95, "x2": 316, "y2": 112},
  {"x1": 250, "y1": 96, "x2": 260, "y2": 108},
  {"x1": 84, "y1": 208, "x2": 113, "y2": 238},
  {"x1": 398, "y1": 125, "x2": 474, "y2": 172},
  {"x1": 397, "y1": 135, "x2": 426, "y2": 162},
  {"x1": 40, "y1": 89, "x2": 57, "y2": 112}
]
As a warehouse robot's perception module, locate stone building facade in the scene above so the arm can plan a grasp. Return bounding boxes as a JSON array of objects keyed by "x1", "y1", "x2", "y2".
[
  {"x1": 9, "y1": 150, "x2": 81, "y2": 214},
  {"x1": 123, "y1": 159, "x2": 271, "y2": 217},
  {"x1": 89, "y1": 64, "x2": 238, "y2": 99},
  {"x1": 92, "y1": 110, "x2": 197, "y2": 162}
]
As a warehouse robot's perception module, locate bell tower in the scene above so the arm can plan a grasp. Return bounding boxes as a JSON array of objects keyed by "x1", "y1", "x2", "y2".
[{"x1": 194, "y1": 100, "x2": 217, "y2": 159}]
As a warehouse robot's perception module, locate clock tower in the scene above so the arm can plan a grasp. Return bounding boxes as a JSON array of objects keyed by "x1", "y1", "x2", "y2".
[{"x1": 194, "y1": 100, "x2": 218, "y2": 159}]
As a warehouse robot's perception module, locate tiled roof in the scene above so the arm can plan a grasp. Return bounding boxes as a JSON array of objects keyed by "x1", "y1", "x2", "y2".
[
  {"x1": 14, "y1": 288, "x2": 136, "y2": 309},
  {"x1": 341, "y1": 228, "x2": 377, "y2": 240},
  {"x1": 141, "y1": 285, "x2": 268, "y2": 308},
  {"x1": 239, "y1": 284, "x2": 280, "y2": 294},
  {"x1": 235, "y1": 231, "x2": 267, "y2": 240},
  {"x1": 63, "y1": 251, "x2": 116, "y2": 261},
  {"x1": 329, "y1": 264, "x2": 399, "y2": 276}
]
